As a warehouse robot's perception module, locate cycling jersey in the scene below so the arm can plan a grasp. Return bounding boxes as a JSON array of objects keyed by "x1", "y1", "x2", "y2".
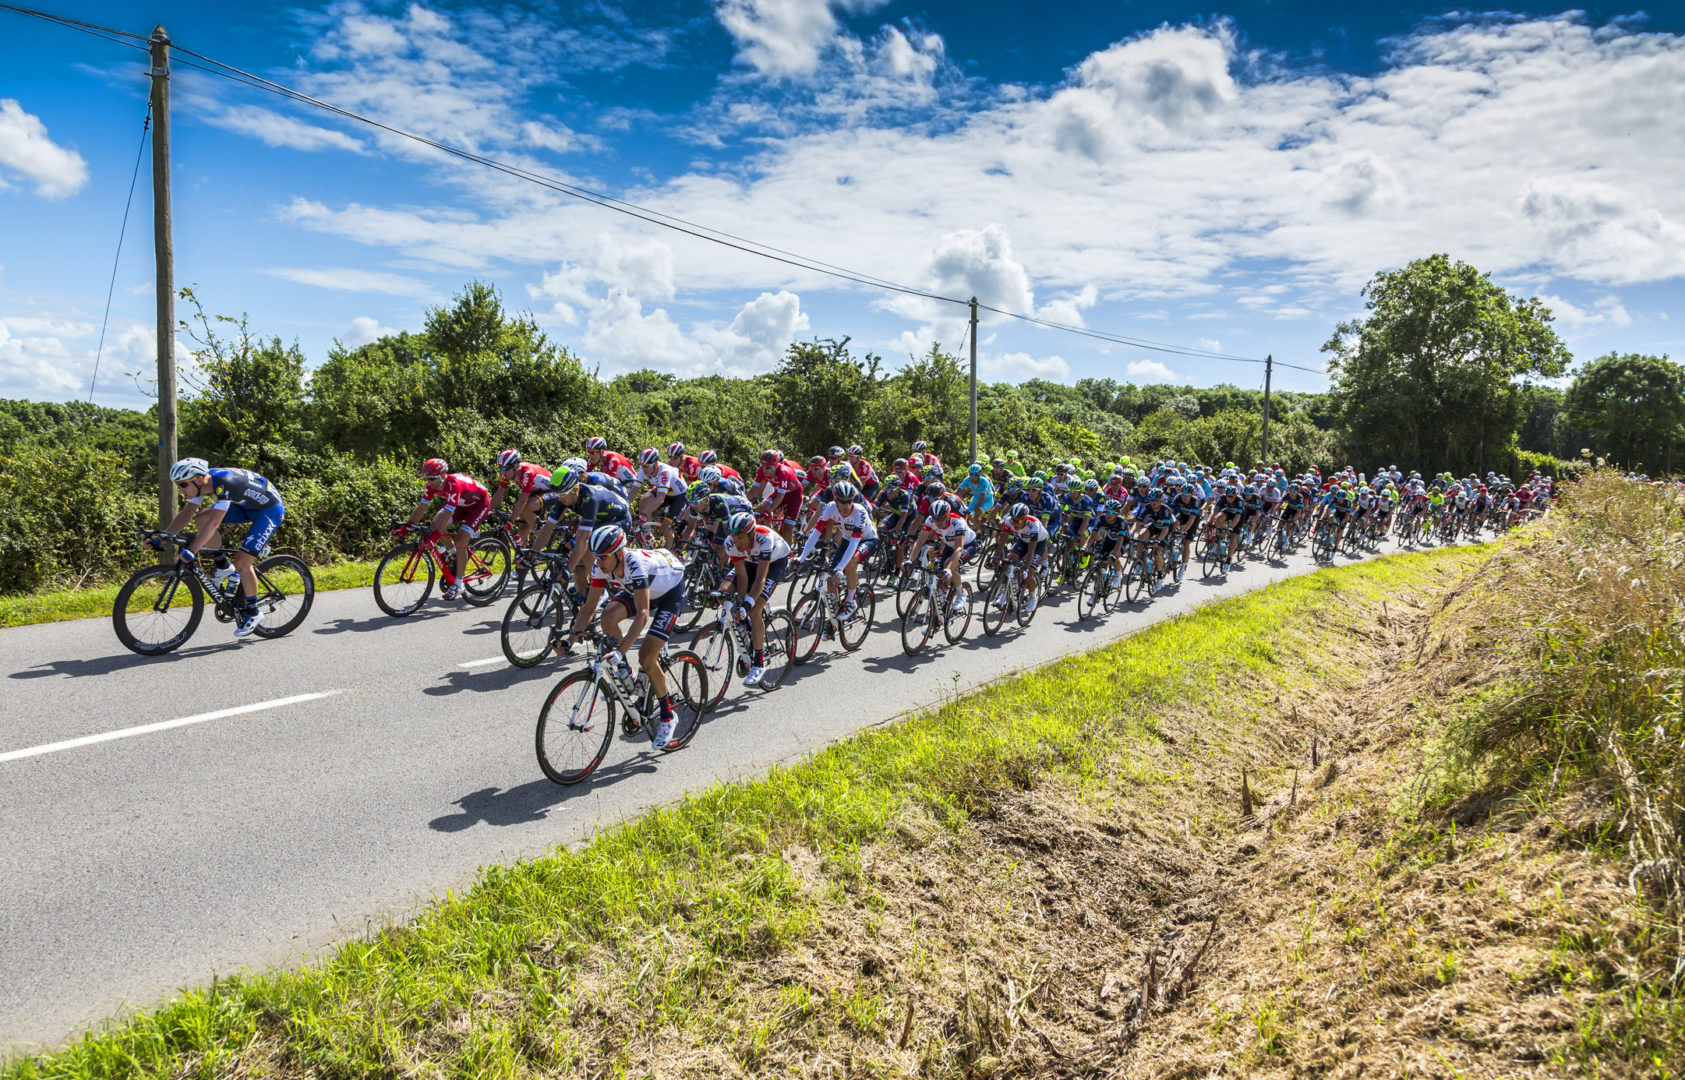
[
  {"x1": 1062, "y1": 492, "x2": 1097, "y2": 525},
  {"x1": 496, "y1": 462, "x2": 551, "y2": 497},
  {"x1": 729, "y1": 524, "x2": 793, "y2": 563},
  {"x1": 422, "y1": 473, "x2": 489, "y2": 510},
  {"x1": 702, "y1": 492, "x2": 754, "y2": 523},
  {"x1": 849, "y1": 457, "x2": 878, "y2": 486},
  {"x1": 546, "y1": 484, "x2": 630, "y2": 529},
  {"x1": 1133, "y1": 502, "x2": 1175, "y2": 529},
  {"x1": 190, "y1": 468, "x2": 281, "y2": 512},
  {"x1": 1026, "y1": 490, "x2": 1062, "y2": 532},
  {"x1": 715, "y1": 464, "x2": 743, "y2": 483},
  {"x1": 924, "y1": 513, "x2": 976, "y2": 549},
  {"x1": 753, "y1": 461, "x2": 805, "y2": 499},
  {"x1": 1169, "y1": 494, "x2": 1202, "y2": 521},
  {"x1": 708, "y1": 476, "x2": 747, "y2": 498},
  {"x1": 669, "y1": 455, "x2": 702, "y2": 483},
  {"x1": 801, "y1": 500, "x2": 879, "y2": 570},
  {"x1": 593, "y1": 547, "x2": 685, "y2": 599},
  {"x1": 590, "y1": 450, "x2": 638, "y2": 488},
  {"x1": 635, "y1": 463, "x2": 687, "y2": 498},
  {"x1": 1006, "y1": 515, "x2": 1049, "y2": 544},
  {"x1": 584, "y1": 470, "x2": 627, "y2": 497}
]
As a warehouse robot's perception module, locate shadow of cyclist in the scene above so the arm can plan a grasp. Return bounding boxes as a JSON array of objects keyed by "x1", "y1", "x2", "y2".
[{"x1": 427, "y1": 756, "x2": 658, "y2": 832}]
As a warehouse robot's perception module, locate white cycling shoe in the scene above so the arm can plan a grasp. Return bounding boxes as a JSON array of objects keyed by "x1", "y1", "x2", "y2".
[{"x1": 742, "y1": 665, "x2": 766, "y2": 687}]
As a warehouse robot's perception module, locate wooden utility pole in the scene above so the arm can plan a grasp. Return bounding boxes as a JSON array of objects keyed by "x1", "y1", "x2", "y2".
[
  {"x1": 149, "y1": 25, "x2": 176, "y2": 543},
  {"x1": 1260, "y1": 354, "x2": 1272, "y2": 466},
  {"x1": 968, "y1": 297, "x2": 979, "y2": 465}
]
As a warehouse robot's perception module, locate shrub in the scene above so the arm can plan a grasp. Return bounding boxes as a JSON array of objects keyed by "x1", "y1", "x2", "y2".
[{"x1": 0, "y1": 447, "x2": 156, "y2": 593}]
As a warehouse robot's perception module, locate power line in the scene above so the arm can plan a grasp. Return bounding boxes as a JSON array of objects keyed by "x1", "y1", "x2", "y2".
[
  {"x1": 88, "y1": 102, "x2": 151, "y2": 404},
  {"x1": 0, "y1": 1, "x2": 147, "y2": 50}
]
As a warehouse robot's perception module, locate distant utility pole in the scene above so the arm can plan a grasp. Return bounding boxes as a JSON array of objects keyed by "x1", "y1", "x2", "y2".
[
  {"x1": 150, "y1": 25, "x2": 176, "y2": 547},
  {"x1": 968, "y1": 296, "x2": 979, "y2": 464},
  {"x1": 1260, "y1": 353, "x2": 1273, "y2": 465}
]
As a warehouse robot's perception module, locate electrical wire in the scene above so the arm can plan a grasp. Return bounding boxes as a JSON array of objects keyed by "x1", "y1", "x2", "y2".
[
  {"x1": 88, "y1": 102, "x2": 151, "y2": 404},
  {"x1": 0, "y1": 1, "x2": 148, "y2": 50}
]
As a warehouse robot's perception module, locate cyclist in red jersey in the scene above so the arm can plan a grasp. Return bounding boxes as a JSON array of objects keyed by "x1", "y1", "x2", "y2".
[
  {"x1": 700, "y1": 449, "x2": 741, "y2": 483},
  {"x1": 911, "y1": 440, "x2": 943, "y2": 471},
  {"x1": 846, "y1": 444, "x2": 880, "y2": 500},
  {"x1": 666, "y1": 442, "x2": 703, "y2": 484},
  {"x1": 487, "y1": 449, "x2": 550, "y2": 544},
  {"x1": 405, "y1": 458, "x2": 490, "y2": 601},
  {"x1": 802, "y1": 454, "x2": 828, "y2": 492},
  {"x1": 752, "y1": 449, "x2": 806, "y2": 542},
  {"x1": 584, "y1": 436, "x2": 639, "y2": 489}
]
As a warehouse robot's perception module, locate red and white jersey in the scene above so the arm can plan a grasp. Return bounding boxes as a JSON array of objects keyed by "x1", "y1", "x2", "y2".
[
  {"x1": 803, "y1": 462, "x2": 828, "y2": 489},
  {"x1": 728, "y1": 524, "x2": 792, "y2": 563},
  {"x1": 716, "y1": 463, "x2": 743, "y2": 483},
  {"x1": 497, "y1": 462, "x2": 551, "y2": 496},
  {"x1": 590, "y1": 450, "x2": 638, "y2": 487},
  {"x1": 635, "y1": 462, "x2": 686, "y2": 497},
  {"x1": 592, "y1": 547, "x2": 685, "y2": 598},
  {"x1": 815, "y1": 500, "x2": 879, "y2": 541},
  {"x1": 849, "y1": 457, "x2": 878, "y2": 485},
  {"x1": 422, "y1": 473, "x2": 488, "y2": 509},
  {"x1": 754, "y1": 461, "x2": 805, "y2": 498},
  {"x1": 669, "y1": 454, "x2": 702, "y2": 483},
  {"x1": 923, "y1": 513, "x2": 975, "y2": 546},
  {"x1": 1006, "y1": 515, "x2": 1049, "y2": 543}
]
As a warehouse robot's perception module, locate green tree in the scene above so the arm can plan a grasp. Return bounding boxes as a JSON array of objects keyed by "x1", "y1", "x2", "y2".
[
  {"x1": 770, "y1": 338, "x2": 881, "y2": 456},
  {"x1": 1323, "y1": 254, "x2": 1570, "y2": 473},
  {"x1": 1564, "y1": 352, "x2": 1685, "y2": 472},
  {"x1": 871, "y1": 344, "x2": 968, "y2": 460},
  {"x1": 177, "y1": 287, "x2": 308, "y2": 476}
]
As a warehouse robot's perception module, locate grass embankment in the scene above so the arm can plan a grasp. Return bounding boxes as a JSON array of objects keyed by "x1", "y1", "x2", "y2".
[
  {"x1": 0, "y1": 560, "x2": 379, "y2": 629},
  {"x1": 7, "y1": 485, "x2": 1681, "y2": 1078}
]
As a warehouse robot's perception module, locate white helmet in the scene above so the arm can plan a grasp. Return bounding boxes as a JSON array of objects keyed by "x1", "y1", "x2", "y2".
[{"x1": 170, "y1": 457, "x2": 210, "y2": 484}]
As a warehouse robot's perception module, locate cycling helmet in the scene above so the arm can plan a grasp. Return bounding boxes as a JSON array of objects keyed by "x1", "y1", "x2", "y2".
[
  {"x1": 922, "y1": 480, "x2": 945, "y2": 497},
  {"x1": 699, "y1": 449, "x2": 718, "y2": 466},
  {"x1": 909, "y1": 453, "x2": 925, "y2": 468},
  {"x1": 832, "y1": 481, "x2": 859, "y2": 503},
  {"x1": 809, "y1": 454, "x2": 826, "y2": 466},
  {"x1": 829, "y1": 463, "x2": 852, "y2": 480},
  {"x1": 588, "y1": 524, "x2": 626, "y2": 555},
  {"x1": 1026, "y1": 477, "x2": 1045, "y2": 490},
  {"x1": 494, "y1": 449, "x2": 521, "y2": 470},
  {"x1": 847, "y1": 444, "x2": 864, "y2": 456},
  {"x1": 913, "y1": 440, "x2": 928, "y2": 452},
  {"x1": 1224, "y1": 484, "x2": 1238, "y2": 495},
  {"x1": 1180, "y1": 482, "x2": 1196, "y2": 495},
  {"x1": 883, "y1": 474, "x2": 903, "y2": 490},
  {"x1": 562, "y1": 456, "x2": 587, "y2": 473},
  {"x1": 699, "y1": 466, "x2": 723, "y2": 485},
  {"x1": 686, "y1": 480, "x2": 707, "y2": 501},
  {"x1": 828, "y1": 445, "x2": 845, "y2": 458},
  {"x1": 421, "y1": 458, "x2": 449, "y2": 479},
  {"x1": 666, "y1": 442, "x2": 686, "y2": 459},
  {"x1": 991, "y1": 458, "x2": 1006, "y2": 470},
  {"x1": 585, "y1": 436, "x2": 608, "y2": 452},
  {"x1": 1007, "y1": 450, "x2": 1020, "y2": 460},
  {"x1": 170, "y1": 457, "x2": 210, "y2": 483},
  {"x1": 551, "y1": 468, "x2": 581, "y2": 496},
  {"x1": 1103, "y1": 499, "x2": 1122, "y2": 514},
  {"x1": 727, "y1": 511, "x2": 757, "y2": 535},
  {"x1": 1149, "y1": 488, "x2": 1166, "y2": 500},
  {"x1": 1084, "y1": 478, "x2": 1100, "y2": 492},
  {"x1": 923, "y1": 464, "x2": 944, "y2": 479},
  {"x1": 929, "y1": 498, "x2": 951, "y2": 519},
  {"x1": 968, "y1": 462, "x2": 983, "y2": 476},
  {"x1": 894, "y1": 457, "x2": 909, "y2": 470},
  {"x1": 1034, "y1": 470, "x2": 1048, "y2": 481},
  {"x1": 1009, "y1": 502, "x2": 1031, "y2": 522},
  {"x1": 637, "y1": 447, "x2": 660, "y2": 467},
  {"x1": 760, "y1": 448, "x2": 782, "y2": 464}
]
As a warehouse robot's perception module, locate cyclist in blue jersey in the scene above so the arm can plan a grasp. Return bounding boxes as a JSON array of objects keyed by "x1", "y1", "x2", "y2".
[
  {"x1": 1023, "y1": 477, "x2": 1063, "y2": 535},
  {"x1": 957, "y1": 462, "x2": 995, "y2": 520},
  {"x1": 533, "y1": 468, "x2": 633, "y2": 597},
  {"x1": 157, "y1": 458, "x2": 284, "y2": 637}
]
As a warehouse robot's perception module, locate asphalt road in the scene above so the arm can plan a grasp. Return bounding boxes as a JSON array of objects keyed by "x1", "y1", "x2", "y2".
[{"x1": 0, "y1": 534, "x2": 1427, "y2": 1051}]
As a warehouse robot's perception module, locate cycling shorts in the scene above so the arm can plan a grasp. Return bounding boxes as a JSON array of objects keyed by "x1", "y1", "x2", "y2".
[
  {"x1": 605, "y1": 580, "x2": 686, "y2": 641},
  {"x1": 968, "y1": 492, "x2": 996, "y2": 517},
  {"x1": 880, "y1": 512, "x2": 907, "y2": 534},
  {"x1": 828, "y1": 537, "x2": 875, "y2": 572},
  {"x1": 1011, "y1": 537, "x2": 1047, "y2": 568},
  {"x1": 1094, "y1": 534, "x2": 1122, "y2": 558},
  {"x1": 754, "y1": 556, "x2": 788, "y2": 600},
  {"x1": 451, "y1": 491, "x2": 490, "y2": 537},
  {"x1": 222, "y1": 501, "x2": 284, "y2": 555},
  {"x1": 939, "y1": 537, "x2": 979, "y2": 564},
  {"x1": 659, "y1": 491, "x2": 687, "y2": 521},
  {"x1": 861, "y1": 479, "x2": 881, "y2": 501},
  {"x1": 778, "y1": 490, "x2": 803, "y2": 527}
]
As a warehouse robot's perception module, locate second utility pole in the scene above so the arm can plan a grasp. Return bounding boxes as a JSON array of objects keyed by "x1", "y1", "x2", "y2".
[
  {"x1": 150, "y1": 25, "x2": 176, "y2": 548},
  {"x1": 968, "y1": 296, "x2": 978, "y2": 464},
  {"x1": 1260, "y1": 353, "x2": 1272, "y2": 466}
]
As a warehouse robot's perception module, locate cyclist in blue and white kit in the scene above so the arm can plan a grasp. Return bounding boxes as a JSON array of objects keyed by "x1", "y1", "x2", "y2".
[
  {"x1": 905, "y1": 498, "x2": 977, "y2": 602},
  {"x1": 159, "y1": 458, "x2": 284, "y2": 637},
  {"x1": 1001, "y1": 501, "x2": 1050, "y2": 614},
  {"x1": 957, "y1": 462, "x2": 995, "y2": 520},
  {"x1": 798, "y1": 480, "x2": 878, "y2": 619},
  {"x1": 534, "y1": 468, "x2": 633, "y2": 599}
]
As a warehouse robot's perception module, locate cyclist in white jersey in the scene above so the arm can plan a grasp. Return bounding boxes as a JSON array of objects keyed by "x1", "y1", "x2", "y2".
[
  {"x1": 797, "y1": 480, "x2": 878, "y2": 618},
  {"x1": 630, "y1": 448, "x2": 688, "y2": 547},
  {"x1": 724, "y1": 510, "x2": 792, "y2": 686},
  {"x1": 904, "y1": 498, "x2": 976, "y2": 601}
]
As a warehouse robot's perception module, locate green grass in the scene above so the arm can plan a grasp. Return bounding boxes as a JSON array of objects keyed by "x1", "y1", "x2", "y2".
[
  {"x1": 1, "y1": 546, "x2": 1481, "y2": 1079},
  {"x1": 0, "y1": 560, "x2": 381, "y2": 630}
]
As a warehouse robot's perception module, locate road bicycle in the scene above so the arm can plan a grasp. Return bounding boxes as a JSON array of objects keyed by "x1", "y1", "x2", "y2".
[
  {"x1": 1077, "y1": 554, "x2": 1125, "y2": 619},
  {"x1": 899, "y1": 547, "x2": 973, "y2": 655},
  {"x1": 673, "y1": 534, "x2": 731, "y2": 634},
  {"x1": 687, "y1": 589, "x2": 796, "y2": 706},
  {"x1": 1200, "y1": 524, "x2": 1239, "y2": 576},
  {"x1": 981, "y1": 555, "x2": 1036, "y2": 636},
  {"x1": 534, "y1": 631, "x2": 710, "y2": 785},
  {"x1": 1311, "y1": 517, "x2": 1340, "y2": 561},
  {"x1": 113, "y1": 530, "x2": 314, "y2": 655},
  {"x1": 372, "y1": 520, "x2": 512, "y2": 616},
  {"x1": 499, "y1": 549, "x2": 580, "y2": 668},
  {"x1": 791, "y1": 560, "x2": 878, "y2": 660}
]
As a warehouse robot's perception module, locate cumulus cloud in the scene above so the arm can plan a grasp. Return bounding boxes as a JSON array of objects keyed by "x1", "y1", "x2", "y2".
[
  {"x1": 199, "y1": 104, "x2": 365, "y2": 153},
  {"x1": 1127, "y1": 359, "x2": 1181, "y2": 383},
  {"x1": 1537, "y1": 292, "x2": 1633, "y2": 330},
  {"x1": 581, "y1": 289, "x2": 717, "y2": 375},
  {"x1": 0, "y1": 99, "x2": 88, "y2": 199},
  {"x1": 695, "y1": 290, "x2": 810, "y2": 371},
  {"x1": 260, "y1": 266, "x2": 439, "y2": 298},
  {"x1": 343, "y1": 315, "x2": 398, "y2": 346},
  {"x1": 716, "y1": 0, "x2": 893, "y2": 79},
  {"x1": 534, "y1": 234, "x2": 678, "y2": 324},
  {"x1": 0, "y1": 318, "x2": 82, "y2": 396},
  {"x1": 983, "y1": 351, "x2": 1070, "y2": 381}
]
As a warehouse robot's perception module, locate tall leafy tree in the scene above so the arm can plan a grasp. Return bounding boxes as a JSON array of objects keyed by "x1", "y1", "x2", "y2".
[
  {"x1": 1564, "y1": 352, "x2": 1685, "y2": 472},
  {"x1": 1323, "y1": 254, "x2": 1570, "y2": 473},
  {"x1": 770, "y1": 338, "x2": 881, "y2": 456}
]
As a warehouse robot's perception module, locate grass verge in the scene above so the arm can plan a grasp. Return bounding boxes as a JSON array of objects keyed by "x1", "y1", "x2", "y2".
[
  {"x1": 6, "y1": 523, "x2": 1678, "y2": 1078},
  {"x1": 0, "y1": 560, "x2": 379, "y2": 630}
]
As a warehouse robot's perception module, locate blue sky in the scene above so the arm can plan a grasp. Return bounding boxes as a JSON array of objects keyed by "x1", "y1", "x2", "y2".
[{"x1": 2, "y1": 0, "x2": 1682, "y2": 408}]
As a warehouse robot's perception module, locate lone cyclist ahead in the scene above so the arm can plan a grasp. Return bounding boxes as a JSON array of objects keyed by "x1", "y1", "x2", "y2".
[{"x1": 155, "y1": 457, "x2": 285, "y2": 638}]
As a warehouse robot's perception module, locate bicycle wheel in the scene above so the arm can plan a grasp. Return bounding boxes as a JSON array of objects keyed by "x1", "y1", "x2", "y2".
[
  {"x1": 502, "y1": 582, "x2": 570, "y2": 668},
  {"x1": 1077, "y1": 566, "x2": 1107, "y2": 620},
  {"x1": 982, "y1": 576, "x2": 1010, "y2": 636},
  {"x1": 900, "y1": 589, "x2": 935, "y2": 655},
  {"x1": 1123, "y1": 555, "x2": 1146, "y2": 603},
  {"x1": 1015, "y1": 578, "x2": 1038, "y2": 627},
  {"x1": 373, "y1": 543, "x2": 434, "y2": 616},
  {"x1": 942, "y1": 581, "x2": 973, "y2": 643},
  {"x1": 893, "y1": 563, "x2": 918, "y2": 617},
  {"x1": 674, "y1": 560, "x2": 716, "y2": 633},
  {"x1": 687, "y1": 619, "x2": 737, "y2": 707},
  {"x1": 112, "y1": 565, "x2": 204, "y2": 655},
  {"x1": 838, "y1": 583, "x2": 875, "y2": 651},
  {"x1": 535, "y1": 670, "x2": 616, "y2": 784},
  {"x1": 658, "y1": 651, "x2": 710, "y2": 750},
  {"x1": 462, "y1": 536, "x2": 512, "y2": 606},
  {"x1": 975, "y1": 534, "x2": 1000, "y2": 587},
  {"x1": 789, "y1": 592, "x2": 826, "y2": 663},
  {"x1": 250, "y1": 555, "x2": 313, "y2": 639},
  {"x1": 761, "y1": 611, "x2": 796, "y2": 689},
  {"x1": 783, "y1": 559, "x2": 818, "y2": 613}
]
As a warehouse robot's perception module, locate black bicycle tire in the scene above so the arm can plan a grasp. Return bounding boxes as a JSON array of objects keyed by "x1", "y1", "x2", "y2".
[
  {"x1": 943, "y1": 582, "x2": 973, "y2": 643},
  {"x1": 790, "y1": 592, "x2": 826, "y2": 663},
  {"x1": 250, "y1": 555, "x2": 313, "y2": 639},
  {"x1": 112, "y1": 565, "x2": 204, "y2": 655},
  {"x1": 373, "y1": 543, "x2": 433, "y2": 616},
  {"x1": 760, "y1": 610, "x2": 796, "y2": 689},
  {"x1": 502, "y1": 582, "x2": 568, "y2": 668},
  {"x1": 687, "y1": 619, "x2": 736, "y2": 706},
  {"x1": 536, "y1": 670, "x2": 616, "y2": 785},
  {"x1": 981, "y1": 576, "x2": 1009, "y2": 636},
  {"x1": 900, "y1": 590, "x2": 934, "y2": 655},
  {"x1": 659, "y1": 651, "x2": 709, "y2": 751},
  {"x1": 462, "y1": 535, "x2": 513, "y2": 606}
]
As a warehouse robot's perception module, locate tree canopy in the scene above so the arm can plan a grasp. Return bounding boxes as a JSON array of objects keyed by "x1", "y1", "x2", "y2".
[{"x1": 1564, "y1": 352, "x2": 1685, "y2": 472}]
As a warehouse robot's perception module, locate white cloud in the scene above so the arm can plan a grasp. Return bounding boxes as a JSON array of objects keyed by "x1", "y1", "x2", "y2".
[
  {"x1": 1127, "y1": 359, "x2": 1181, "y2": 383},
  {"x1": 0, "y1": 318, "x2": 82, "y2": 396},
  {"x1": 581, "y1": 289, "x2": 717, "y2": 375},
  {"x1": 0, "y1": 316, "x2": 189, "y2": 404},
  {"x1": 533, "y1": 233, "x2": 677, "y2": 324},
  {"x1": 984, "y1": 351, "x2": 1069, "y2": 380},
  {"x1": 1537, "y1": 292, "x2": 1633, "y2": 330},
  {"x1": 260, "y1": 266, "x2": 439, "y2": 298},
  {"x1": 199, "y1": 104, "x2": 365, "y2": 153},
  {"x1": 1196, "y1": 338, "x2": 1221, "y2": 353},
  {"x1": 0, "y1": 99, "x2": 88, "y2": 199},
  {"x1": 344, "y1": 315, "x2": 398, "y2": 346},
  {"x1": 716, "y1": 0, "x2": 893, "y2": 80},
  {"x1": 694, "y1": 290, "x2": 810, "y2": 371},
  {"x1": 1035, "y1": 284, "x2": 1098, "y2": 327}
]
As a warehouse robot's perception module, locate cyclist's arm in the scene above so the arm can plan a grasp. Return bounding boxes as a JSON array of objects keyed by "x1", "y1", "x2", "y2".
[
  {"x1": 185, "y1": 504, "x2": 228, "y2": 553},
  {"x1": 617, "y1": 587, "x2": 651, "y2": 652},
  {"x1": 566, "y1": 582, "x2": 604, "y2": 636},
  {"x1": 487, "y1": 483, "x2": 509, "y2": 513}
]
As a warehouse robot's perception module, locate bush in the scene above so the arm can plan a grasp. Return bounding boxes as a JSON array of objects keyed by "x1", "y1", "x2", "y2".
[
  {"x1": 274, "y1": 455, "x2": 425, "y2": 563},
  {"x1": 0, "y1": 447, "x2": 156, "y2": 593}
]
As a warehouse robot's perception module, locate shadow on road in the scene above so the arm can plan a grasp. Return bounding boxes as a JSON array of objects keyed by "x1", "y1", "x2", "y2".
[
  {"x1": 312, "y1": 610, "x2": 450, "y2": 635},
  {"x1": 9, "y1": 641, "x2": 242, "y2": 679},
  {"x1": 429, "y1": 755, "x2": 657, "y2": 831},
  {"x1": 423, "y1": 662, "x2": 554, "y2": 697}
]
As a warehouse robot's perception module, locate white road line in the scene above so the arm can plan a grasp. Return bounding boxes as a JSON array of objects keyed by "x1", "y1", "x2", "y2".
[
  {"x1": 0, "y1": 691, "x2": 345, "y2": 764},
  {"x1": 459, "y1": 658, "x2": 504, "y2": 669}
]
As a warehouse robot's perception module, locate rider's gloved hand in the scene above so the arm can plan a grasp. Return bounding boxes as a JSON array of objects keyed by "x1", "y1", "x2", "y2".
[
  {"x1": 176, "y1": 548, "x2": 198, "y2": 568},
  {"x1": 145, "y1": 535, "x2": 165, "y2": 552}
]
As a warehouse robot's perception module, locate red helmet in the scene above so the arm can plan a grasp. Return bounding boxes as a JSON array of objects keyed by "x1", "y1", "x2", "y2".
[
  {"x1": 584, "y1": 436, "x2": 608, "y2": 452},
  {"x1": 494, "y1": 449, "x2": 521, "y2": 470},
  {"x1": 638, "y1": 447, "x2": 660, "y2": 466},
  {"x1": 700, "y1": 449, "x2": 718, "y2": 465},
  {"x1": 760, "y1": 449, "x2": 782, "y2": 464},
  {"x1": 666, "y1": 441, "x2": 686, "y2": 458},
  {"x1": 809, "y1": 454, "x2": 825, "y2": 465},
  {"x1": 421, "y1": 458, "x2": 449, "y2": 478}
]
